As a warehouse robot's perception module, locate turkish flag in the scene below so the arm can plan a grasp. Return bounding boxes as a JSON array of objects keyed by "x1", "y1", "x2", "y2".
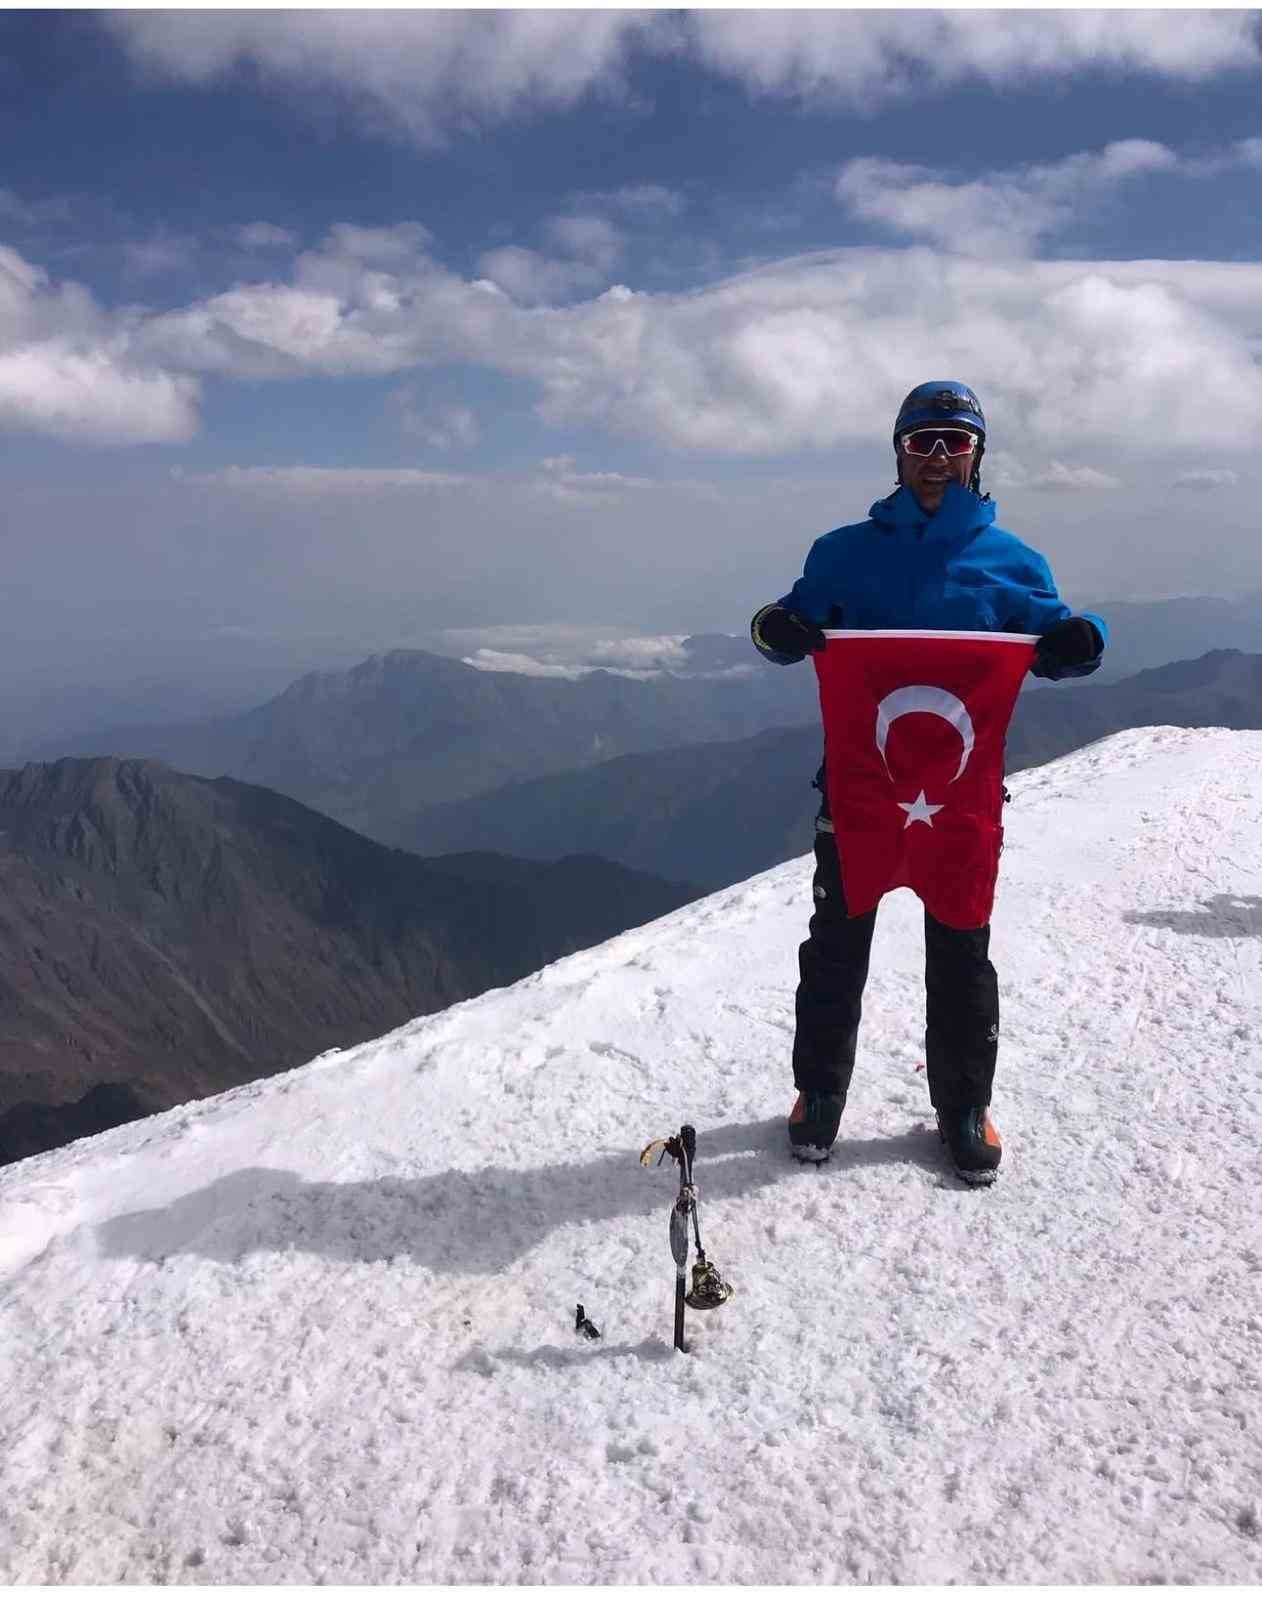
[{"x1": 813, "y1": 631, "x2": 1036, "y2": 930}]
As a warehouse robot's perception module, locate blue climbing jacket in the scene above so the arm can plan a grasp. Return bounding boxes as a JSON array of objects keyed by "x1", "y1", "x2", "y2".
[{"x1": 773, "y1": 481, "x2": 1107, "y2": 678}]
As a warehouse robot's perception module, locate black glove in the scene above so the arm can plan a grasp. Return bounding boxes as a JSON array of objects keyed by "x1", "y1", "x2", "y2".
[
  {"x1": 751, "y1": 603, "x2": 829, "y2": 660},
  {"x1": 1033, "y1": 616, "x2": 1102, "y2": 676}
]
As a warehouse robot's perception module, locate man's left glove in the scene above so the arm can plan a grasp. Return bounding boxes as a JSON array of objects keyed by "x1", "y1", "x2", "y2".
[{"x1": 1033, "y1": 616, "x2": 1103, "y2": 676}]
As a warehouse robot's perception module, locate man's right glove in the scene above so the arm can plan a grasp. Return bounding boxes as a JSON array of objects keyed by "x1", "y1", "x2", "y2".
[
  {"x1": 1032, "y1": 616, "x2": 1103, "y2": 677},
  {"x1": 751, "y1": 603, "x2": 828, "y2": 662}
]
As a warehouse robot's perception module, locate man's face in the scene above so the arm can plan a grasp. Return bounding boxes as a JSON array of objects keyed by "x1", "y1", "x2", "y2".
[{"x1": 897, "y1": 429, "x2": 979, "y2": 513}]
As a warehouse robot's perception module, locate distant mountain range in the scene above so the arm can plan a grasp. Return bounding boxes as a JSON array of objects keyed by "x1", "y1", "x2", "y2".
[
  {"x1": 0, "y1": 758, "x2": 695, "y2": 1165},
  {"x1": 393, "y1": 649, "x2": 1262, "y2": 888},
  {"x1": 22, "y1": 642, "x2": 819, "y2": 840},
  {"x1": 11, "y1": 590, "x2": 1262, "y2": 772}
]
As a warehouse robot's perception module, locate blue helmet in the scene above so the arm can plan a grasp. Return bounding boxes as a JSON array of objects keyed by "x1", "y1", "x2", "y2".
[{"x1": 893, "y1": 381, "x2": 986, "y2": 444}]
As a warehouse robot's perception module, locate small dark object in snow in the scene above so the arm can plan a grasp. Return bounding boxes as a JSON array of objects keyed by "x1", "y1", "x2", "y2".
[{"x1": 575, "y1": 1303, "x2": 601, "y2": 1340}]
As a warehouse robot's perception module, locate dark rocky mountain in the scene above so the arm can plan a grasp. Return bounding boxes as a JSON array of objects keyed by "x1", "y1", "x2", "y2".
[
  {"x1": 0, "y1": 757, "x2": 696, "y2": 1166},
  {"x1": 393, "y1": 651, "x2": 1262, "y2": 889},
  {"x1": 0, "y1": 1083, "x2": 152, "y2": 1168}
]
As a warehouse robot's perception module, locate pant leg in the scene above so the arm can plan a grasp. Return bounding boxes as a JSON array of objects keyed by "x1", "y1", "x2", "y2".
[
  {"x1": 923, "y1": 910, "x2": 999, "y2": 1110},
  {"x1": 792, "y1": 829, "x2": 878, "y2": 1095}
]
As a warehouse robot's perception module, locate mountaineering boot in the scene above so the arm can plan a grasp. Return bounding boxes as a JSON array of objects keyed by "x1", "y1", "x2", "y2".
[
  {"x1": 937, "y1": 1105, "x2": 1003, "y2": 1185},
  {"x1": 788, "y1": 1089, "x2": 845, "y2": 1163}
]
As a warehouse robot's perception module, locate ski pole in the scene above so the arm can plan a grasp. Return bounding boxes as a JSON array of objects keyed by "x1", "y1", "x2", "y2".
[
  {"x1": 669, "y1": 1125, "x2": 695, "y2": 1350},
  {"x1": 640, "y1": 1122, "x2": 731, "y2": 1352}
]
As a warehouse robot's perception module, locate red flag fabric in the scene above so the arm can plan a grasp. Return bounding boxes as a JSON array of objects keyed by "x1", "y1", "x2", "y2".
[{"x1": 812, "y1": 631, "x2": 1036, "y2": 930}]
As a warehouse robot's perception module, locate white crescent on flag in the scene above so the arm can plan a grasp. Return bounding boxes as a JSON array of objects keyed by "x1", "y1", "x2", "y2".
[{"x1": 875, "y1": 686, "x2": 976, "y2": 782}]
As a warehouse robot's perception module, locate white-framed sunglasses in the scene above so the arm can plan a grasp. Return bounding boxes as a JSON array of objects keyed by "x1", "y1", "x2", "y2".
[{"x1": 900, "y1": 427, "x2": 980, "y2": 458}]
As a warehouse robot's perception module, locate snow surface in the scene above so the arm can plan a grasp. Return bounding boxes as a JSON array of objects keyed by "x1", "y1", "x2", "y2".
[{"x1": 2, "y1": 725, "x2": 1261, "y2": 1584}]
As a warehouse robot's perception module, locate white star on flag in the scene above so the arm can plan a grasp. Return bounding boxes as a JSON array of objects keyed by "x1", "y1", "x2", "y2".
[{"x1": 898, "y1": 790, "x2": 945, "y2": 829}]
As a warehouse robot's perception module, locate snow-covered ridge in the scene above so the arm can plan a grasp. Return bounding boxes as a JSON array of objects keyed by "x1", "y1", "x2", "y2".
[{"x1": 2, "y1": 726, "x2": 1260, "y2": 1583}]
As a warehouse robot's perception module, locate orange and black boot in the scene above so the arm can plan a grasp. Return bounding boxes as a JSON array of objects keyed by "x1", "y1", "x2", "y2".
[
  {"x1": 937, "y1": 1105, "x2": 1002, "y2": 1185},
  {"x1": 788, "y1": 1089, "x2": 845, "y2": 1163}
]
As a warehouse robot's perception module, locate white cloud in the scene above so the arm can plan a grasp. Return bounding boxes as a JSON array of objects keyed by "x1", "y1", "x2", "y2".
[
  {"x1": 0, "y1": 343, "x2": 199, "y2": 444},
  {"x1": 534, "y1": 456, "x2": 657, "y2": 504},
  {"x1": 135, "y1": 224, "x2": 450, "y2": 375},
  {"x1": 438, "y1": 621, "x2": 655, "y2": 661},
  {"x1": 474, "y1": 244, "x2": 605, "y2": 307},
  {"x1": 0, "y1": 244, "x2": 199, "y2": 443},
  {"x1": 685, "y1": 11, "x2": 1261, "y2": 107},
  {"x1": 1171, "y1": 468, "x2": 1240, "y2": 489},
  {"x1": 544, "y1": 214, "x2": 624, "y2": 271},
  {"x1": 14, "y1": 213, "x2": 1262, "y2": 465},
  {"x1": 462, "y1": 633, "x2": 692, "y2": 678},
  {"x1": 1027, "y1": 461, "x2": 1126, "y2": 493},
  {"x1": 482, "y1": 252, "x2": 1262, "y2": 459},
  {"x1": 105, "y1": 13, "x2": 1262, "y2": 147},
  {"x1": 171, "y1": 466, "x2": 467, "y2": 494},
  {"x1": 836, "y1": 141, "x2": 1183, "y2": 257},
  {"x1": 462, "y1": 650, "x2": 585, "y2": 679},
  {"x1": 989, "y1": 452, "x2": 1127, "y2": 493},
  {"x1": 107, "y1": 11, "x2": 656, "y2": 146},
  {"x1": 586, "y1": 635, "x2": 690, "y2": 671},
  {"x1": 388, "y1": 390, "x2": 480, "y2": 451},
  {"x1": 475, "y1": 215, "x2": 624, "y2": 307}
]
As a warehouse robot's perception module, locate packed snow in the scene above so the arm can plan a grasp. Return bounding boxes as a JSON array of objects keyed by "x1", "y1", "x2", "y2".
[{"x1": 1, "y1": 726, "x2": 1260, "y2": 1584}]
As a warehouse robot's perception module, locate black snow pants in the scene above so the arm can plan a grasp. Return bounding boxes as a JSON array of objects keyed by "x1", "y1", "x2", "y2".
[{"x1": 791, "y1": 825, "x2": 999, "y2": 1112}]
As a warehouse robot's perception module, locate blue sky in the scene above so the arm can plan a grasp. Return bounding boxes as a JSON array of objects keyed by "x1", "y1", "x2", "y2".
[{"x1": 3, "y1": 8, "x2": 1262, "y2": 683}]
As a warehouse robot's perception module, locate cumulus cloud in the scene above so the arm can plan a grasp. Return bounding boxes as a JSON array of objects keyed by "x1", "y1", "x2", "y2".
[
  {"x1": 135, "y1": 222, "x2": 456, "y2": 375},
  {"x1": 475, "y1": 244, "x2": 606, "y2": 307},
  {"x1": 475, "y1": 214, "x2": 625, "y2": 307},
  {"x1": 685, "y1": 11, "x2": 1261, "y2": 107},
  {"x1": 836, "y1": 141, "x2": 1181, "y2": 256},
  {"x1": 104, "y1": 13, "x2": 1262, "y2": 146},
  {"x1": 544, "y1": 214, "x2": 624, "y2": 271},
  {"x1": 479, "y1": 252, "x2": 1262, "y2": 458},
  {"x1": 0, "y1": 344, "x2": 199, "y2": 444},
  {"x1": 12, "y1": 216, "x2": 1262, "y2": 464},
  {"x1": 107, "y1": 11, "x2": 656, "y2": 146},
  {"x1": 0, "y1": 244, "x2": 199, "y2": 443}
]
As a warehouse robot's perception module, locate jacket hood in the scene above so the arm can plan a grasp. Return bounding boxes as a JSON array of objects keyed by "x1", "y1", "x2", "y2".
[{"x1": 868, "y1": 482, "x2": 997, "y2": 544}]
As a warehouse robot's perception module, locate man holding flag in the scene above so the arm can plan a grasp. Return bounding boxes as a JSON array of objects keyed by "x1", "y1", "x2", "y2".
[{"x1": 751, "y1": 382, "x2": 1107, "y2": 1182}]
